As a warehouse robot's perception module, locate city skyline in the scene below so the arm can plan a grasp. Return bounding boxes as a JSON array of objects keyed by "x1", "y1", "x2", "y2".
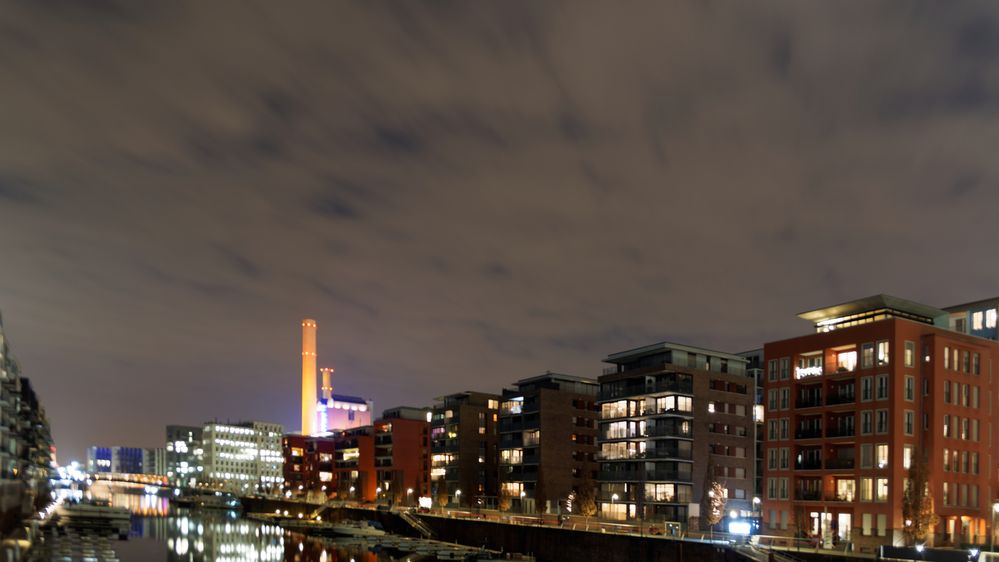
[{"x1": 3, "y1": 1, "x2": 999, "y2": 464}]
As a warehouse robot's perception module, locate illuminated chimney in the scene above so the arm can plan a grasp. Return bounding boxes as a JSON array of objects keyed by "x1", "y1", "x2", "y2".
[
  {"x1": 320, "y1": 368, "x2": 333, "y2": 401},
  {"x1": 301, "y1": 319, "x2": 318, "y2": 436}
]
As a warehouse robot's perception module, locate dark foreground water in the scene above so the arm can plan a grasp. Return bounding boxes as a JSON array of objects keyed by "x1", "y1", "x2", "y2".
[
  {"x1": 38, "y1": 487, "x2": 417, "y2": 562},
  {"x1": 116, "y1": 513, "x2": 395, "y2": 562}
]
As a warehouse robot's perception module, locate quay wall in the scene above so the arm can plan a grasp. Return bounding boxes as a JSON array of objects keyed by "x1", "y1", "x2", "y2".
[{"x1": 240, "y1": 500, "x2": 755, "y2": 562}]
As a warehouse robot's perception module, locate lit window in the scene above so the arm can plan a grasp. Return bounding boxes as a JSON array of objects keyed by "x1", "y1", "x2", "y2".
[
  {"x1": 902, "y1": 445, "x2": 913, "y2": 470},
  {"x1": 987, "y1": 308, "x2": 998, "y2": 329},
  {"x1": 875, "y1": 478, "x2": 888, "y2": 502},
  {"x1": 875, "y1": 444, "x2": 888, "y2": 468},
  {"x1": 973, "y1": 311, "x2": 984, "y2": 331}
]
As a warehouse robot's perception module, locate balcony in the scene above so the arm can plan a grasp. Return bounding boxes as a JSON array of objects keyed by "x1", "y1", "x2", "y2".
[
  {"x1": 826, "y1": 394, "x2": 855, "y2": 406},
  {"x1": 795, "y1": 429, "x2": 822, "y2": 439},
  {"x1": 598, "y1": 380, "x2": 694, "y2": 401},
  {"x1": 825, "y1": 458, "x2": 855, "y2": 470},
  {"x1": 647, "y1": 425, "x2": 692, "y2": 439},
  {"x1": 795, "y1": 490, "x2": 822, "y2": 501},
  {"x1": 796, "y1": 397, "x2": 823, "y2": 409},
  {"x1": 498, "y1": 419, "x2": 524, "y2": 433},
  {"x1": 598, "y1": 469, "x2": 688, "y2": 482},
  {"x1": 794, "y1": 459, "x2": 822, "y2": 470}
]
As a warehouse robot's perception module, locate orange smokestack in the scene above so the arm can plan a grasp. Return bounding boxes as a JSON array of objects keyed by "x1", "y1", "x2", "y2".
[
  {"x1": 320, "y1": 368, "x2": 333, "y2": 401},
  {"x1": 301, "y1": 319, "x2": 318, "y2": 435}
]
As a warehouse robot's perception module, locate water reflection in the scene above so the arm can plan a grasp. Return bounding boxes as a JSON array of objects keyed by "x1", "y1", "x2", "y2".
[{"x1": 92, "y1": 486, "x2": 405, "y2": 562}]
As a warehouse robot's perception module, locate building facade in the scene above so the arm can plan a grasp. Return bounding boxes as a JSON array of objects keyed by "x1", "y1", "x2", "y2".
[
  {"x1": 86, "y1": 446, "x2": 145, "y2": 474},
  {"x1": 763, "y1": 295, "x2": 999, "y2": 548},
  {"x1": 430, "y1": 392, "x2": 500, "y2": 506},
  {"x1": 282, "y1": 434, "x2": 336, "y2": 500},
  {"x1": 332, "y1": 426, "x2": 376, "y2": 502},
  {"x1": 597, "y1": 342, "x2": 755, "y2": 527},
  {"x1": 166, "y1": 425, "x2": 204, "y2": 488},
  {"x1": 498, "y1": 373, "x2": 599, "y2": 514},
  {"x1": 0, "y1": 312, "x2": 54, "y2": 533},
  {"x1": 202, "y1": 421, "x2": 283, "y2": 495},
  {"x1": 375, "y1": 407, "x2": 431, "y2": 503}
]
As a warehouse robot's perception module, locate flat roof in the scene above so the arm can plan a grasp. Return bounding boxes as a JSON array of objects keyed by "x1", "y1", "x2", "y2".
[
  {"x1": 324, "y1": 394, "x2": 369, "y2": 404},
  {"x1": 943, "y1": 296, "x2": 999, "y2": 312},
  {"x1": 603, "y1": 341, "x2": 748, "y2": 364},
  {"x1": 514, "y1": 371, "x2": 598, "y2": 386},
  {"x1": 433, "y1": 390, "x2": 500, "y2": 401},
  {"x1": 797, "y1": 294, "x2": 947, "y2": 323}
]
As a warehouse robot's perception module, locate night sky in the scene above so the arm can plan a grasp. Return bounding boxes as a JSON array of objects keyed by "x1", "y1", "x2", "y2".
[{"x1": 2, "y1": 2, "x2": 999, "y2": 462}]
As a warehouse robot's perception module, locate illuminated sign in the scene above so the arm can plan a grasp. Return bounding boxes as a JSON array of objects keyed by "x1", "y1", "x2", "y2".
[{"x1": 795, "y1": 366, "x2": 823, "y2": 379}]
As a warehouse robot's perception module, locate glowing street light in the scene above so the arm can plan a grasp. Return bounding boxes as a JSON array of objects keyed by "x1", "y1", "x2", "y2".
[{"x1": 991, "y1": 502, "x2": 999, "y2": 552}]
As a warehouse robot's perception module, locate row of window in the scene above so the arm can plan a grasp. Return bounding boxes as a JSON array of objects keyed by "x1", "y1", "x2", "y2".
[
  {"x1": 942, "y1": 482, "x2": 980, "y2": 508},
  {"x1": 707, "y1": 401, "x2": 748, "y2": 416},
  {"x1": 709, "y1": 444, "x2": 747, "y2": 458},
  {"x1": 943, "y1": 381, "x2": 980, "y2": 408},
  {"x1": 942, "y1": 448, "x2": 979, "y2": 474},
  {"x1": 942, "y1": 346, "x2": 981, "y2": 375},
  {"x1": 942, "y1": 415, "x2": 980, "y2": 441}
]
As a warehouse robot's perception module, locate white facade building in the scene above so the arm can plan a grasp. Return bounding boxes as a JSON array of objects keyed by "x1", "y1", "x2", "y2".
[{"x1": 203, "y1": 421, "x2": 283, "y2": 495}]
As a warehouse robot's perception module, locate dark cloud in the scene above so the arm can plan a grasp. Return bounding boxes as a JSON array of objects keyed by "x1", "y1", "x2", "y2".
[{"x1": 2, "y1": 0, "x2": 999, "y2": 461}]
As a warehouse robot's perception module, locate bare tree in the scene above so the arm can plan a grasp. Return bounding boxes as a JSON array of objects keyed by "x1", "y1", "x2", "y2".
[
  {"x1": 700, "y1": 456, "x2": 725, "y2": 537},
  {"x1": 902, "y1": 448, "x2": 939, "y2": 546},
  {"x1": 577, "y1": 471, "x2": 598, "y2": 529}
]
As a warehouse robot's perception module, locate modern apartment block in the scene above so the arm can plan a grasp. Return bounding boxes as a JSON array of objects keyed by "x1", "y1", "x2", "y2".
[
  {"x1": 498, "y1": 373, "x2": 599, "y2": 514},
  {"x1": 202, "y1": 421, "x2": 283, "y2": 495},
  {"x1": 430, "y1": 391, "x2": 500, "y2": 506},
  {"x1": 282, "y1": 434, "x2": 337, "y2": 500},
  {"x1": 375, "y1": 407, "x2": 431, "y2": 502},
  {"x1": 332, "y1": 426, "x2": 376, "y2": 501},
  {"x1": 945, "y1": 297, "x2": 999, "y2": 341},
  {"x1": 762, "y1": 295, "x2": 999, "y2": 548},
  {"x1": 0, "y1": 312, "x2": 54, "y2": 532},
  {"x1": 165, "y1": 425, "x2": 204, "y2": 488},
  {"x1": 597, "y1": 343, "x2": 755, "y2": 526}
]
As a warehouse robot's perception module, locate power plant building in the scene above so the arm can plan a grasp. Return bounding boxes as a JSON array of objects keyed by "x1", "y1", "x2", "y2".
[{"x1": 300, "y1": 319, "x2": 373, "y2": 436}]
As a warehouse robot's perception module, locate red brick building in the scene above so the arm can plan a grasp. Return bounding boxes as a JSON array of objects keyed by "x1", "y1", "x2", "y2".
[
  {"x1": 375, "y1": 407, "x2": 431, "y2": 504},
  {"x1": 283, "y1": 407, "x2": 430, "y2": 505},
  {"x1": 763, "y1": 295, "x2": 999, "y2": 548},
  {"x1": 282, "y1": 427, "x2": 376, "y2": 502}
]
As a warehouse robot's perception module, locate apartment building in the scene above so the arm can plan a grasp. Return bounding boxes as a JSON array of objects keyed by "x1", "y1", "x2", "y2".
[
  {"x1": 498, "y1": 373, "x2": 599, "y2": 513},
  {"x1": 430, "y1": 391, "x2": 500, "y2": 506},
  {"x1": 374, "y1": 407, "x2": 431, "y2": 503},
  {"x1": 597, "y1": 342, "x2": 755, "y2": 527},
  {"x1": 763, "y1": 295, "x2": 999, "y2": 548}
]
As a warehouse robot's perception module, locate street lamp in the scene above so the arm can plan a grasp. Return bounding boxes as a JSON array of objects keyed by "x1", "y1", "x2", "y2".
[
  {"x1": 407, "y1": 488, "x2": 414, "y2": 505},
  {"x1": 455, "y1": 489, "x2": 462, "y2": 506},
  {"x1": 991, "y1": 502, "x2": 999, "y2": 552},
  {"x1": 520, "y1": 490, "x2": 526, "y2": 514}
]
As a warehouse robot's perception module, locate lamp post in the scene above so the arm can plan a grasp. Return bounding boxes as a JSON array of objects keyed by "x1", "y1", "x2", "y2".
[
  {"x1": 407, "y1": 488, "x2": 414, "y2": 506},
  {"x1": 520, "y1": 490, "x2": 526, "y2": 514},
  {"x1": 376, "y1": 486, "x2": 382, "y2": 504},
  {"x1": 455, "y1": 489, "x2": 462, "y2": 507},
  {"x1": 991, "y1": 502, "x2": 999, "y2": 552},
  {"x1": 611, "y1": 493, "x2": 619, "y2": 520}
]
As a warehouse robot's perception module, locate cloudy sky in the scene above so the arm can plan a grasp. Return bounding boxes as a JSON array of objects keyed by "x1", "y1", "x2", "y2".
[{"x1": 2, "y1": 1, "x2": 999, "y2": 461}]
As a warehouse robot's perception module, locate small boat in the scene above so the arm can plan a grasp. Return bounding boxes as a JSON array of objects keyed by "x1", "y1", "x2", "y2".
[
  {"x1": 329, "y1": 520, "x2": 386, "y2": 537},
  {"x1": 56, "y1": 500, "x2": 131, "y2": 538},
  {"x1": 174, "y1": 492, "x2": 242, "y2": 511}
]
